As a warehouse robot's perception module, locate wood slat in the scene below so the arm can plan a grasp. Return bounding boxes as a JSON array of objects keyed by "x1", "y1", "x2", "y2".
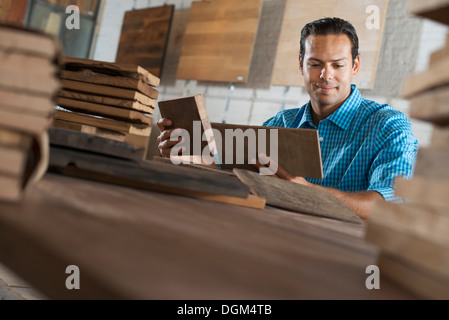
[
  {"x1": 0, "y1": 86, "x2": 55, "y2": 116},
  {"x1": 0, "y1": 109, "x2": 52, "y2": 135},
  {"x1": 408, "y1": 0, "x2": 449, "y2": 26},
  {"x1": 0, "y1": 145, "x2": 30, "y2": 176},
  {"x1": 176, "y1": 0, "x2": 262, "y2": 83},
  {"x1": 409, "y1": 85, "x2": 449, "y2": 124},
  {"x1": 53, "y1": 110, "x2": 151, "y2": 136},
  {"x1": 56, "y1": 97, "x2": 152, "y2": 126},
  {"x1": 58, "y1": 89, "x2": 155, "y2": 113},
  {"x1": 60, "y1": 70, "x2": 159, "y2": 100},
  {"x1": 234, "y1": 168, "x2": 361, "y2": 224},
  {"x1": 116, "y1": 5, "x2": 174, "y2": 78},
  {"x1": 60, "y1": 56, "x2": 160, "y2": 87},
  {"x1": 61, "y1": 79, "x2": 155, "y2": 107},
  {"x1": 395, "y1": 176, "x2": 449, "y2": 209},
  {"x1": 212, "y1": 123, "x2": 323, "y2": 179},
  {"x1": 271, "y1": 0, "x2": 388, "y2": 88}
]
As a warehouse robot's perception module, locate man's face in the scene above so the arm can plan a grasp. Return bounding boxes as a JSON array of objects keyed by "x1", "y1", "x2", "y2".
[{"x1": 299, "y1": 34, "x2": 360, "y2": 111}]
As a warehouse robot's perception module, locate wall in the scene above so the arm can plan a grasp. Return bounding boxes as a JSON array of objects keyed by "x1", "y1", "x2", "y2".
[{"x1": 92, "y1": 0, "x2": 448, "y2": 148}]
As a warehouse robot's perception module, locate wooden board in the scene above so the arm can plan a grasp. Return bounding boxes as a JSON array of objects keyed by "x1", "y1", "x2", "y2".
[
  {"x1": 429, "y1": 34, "x2": 449, "y2": 66},
  {"x1": 408, "y1": 0, "x2": 449, "y2": 26},
  {"x1": 53, "y1": 110, "x2": 151, "y2": 136},
  {"x1": 0, "y1": 49, "x2": 57, "y2": 77},
  {"x1": 395, "y1": 176, "x2": 449, "y2": 208},
  {"x1": 0, "y1": 109, "x2": 52, "y2": 135},
  {"x1": 378, "y1": 252, "x2": 449, "y2": 299},
  {"x1": 0, "y1": 145, "x2": 30, "y2": 176},
  {"x1": 60, "y1": 56, "x2": 160, "y2": 87},
  {"x1": 115, "y1": 5, "x2": 174, "y2": 78},
  {"x1": 403, "y1": 55, "x2": 449, "y2": 98},
  {"x1": 212, "y1": 123, "x2": 323, "y2": 179},
  {"x1": 60, "y1": 70, "x2": 159, "y2": 100},
  {"x1": 61, "y1": 79, "x2": 155, "y2": 106},
  {"x1": 409, "y1": 85, "x2": 449, "y2": 124},
  {"x1": 52, "y1": 119, "x2": 151, "y2": 150},
  {"x1": 176, "y1": 0, "x2": 263, "y2": 83},
  {"x1": 413, "y1": 147, "x2": 449, "y2": 179},
  {"x1": 158, "y1": 94, "x2": 215, "y2": 157},
  {"x1": 233, "y1": 168, "x2": 361, "y2": 224},
  {"x1": 429, "y1": 126, "x2": 449, "y2": 148},
  {"x1": 0, "y1": 66, "x2": 59, "y2": 97},
  {"x1": 49, "y1": 146, "x2": 251, "y2": 201},
  {"x1": 56, "y1": 97, "x2": 153, "y2": 126},
  {"x1": 0, "y1": 24, "x2": 58, "y2": 59},
  {"x1": 0, "y1": 87, "x2": 55, "y2": 117},
  {"x1": 58, "y1": 89, "x2": 155, "y2": 113},
  {"x1": 271, "y1": 0, "x2": 388, "y2": 88}
]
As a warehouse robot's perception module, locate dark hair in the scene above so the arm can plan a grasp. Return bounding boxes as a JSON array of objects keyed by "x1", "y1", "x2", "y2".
[{"x1": 299, "y1": 17, "x2": 359, "y2": 66}]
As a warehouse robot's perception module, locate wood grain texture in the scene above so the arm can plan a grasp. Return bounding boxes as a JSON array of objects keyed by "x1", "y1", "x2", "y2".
[
  {"x1": 271, "y1": 0, "x2": 388, "y2": 89},
  {"x1": 61, "y1": 79, "x2": 155, "y2": 106},
  {"x1": 49, "y1": 127, "x2": 146, "y2": 161},
  {"x1": 234, "y1": 168, "x2": 361, "y2": 224},
  {"x1": 177, "y1": 0, "x2": 263, "y2": 83},
  {"x1": 409, "y1": 85, "x2": 449, "y2": 124},
  {"x1": 158, "y1": 94, "x2": 215, "y2": 157},
  {"x1": 0, "y1": 109, "x2": 52, "y2": 135},
  {"x1": 0, "y1": 87, "x2": 55, "y2": 117},
  {"x1": 60, "y1": 70, "x2": 159, "y2": 100},
  {"x1": 0, "y1": 172, "x2": 415, "y2": 299},
  {"x1": 408, "y1": 0, "x2": 449, "y2": 25},
  {"x1": 60, "y1": 56, "x2": 160, "y2": 87},
  {"x1": 56, "y1": 97, "x2": 153, "y2": 125},
  {"x1": 212, "y1": 123, "x2": 323, "y2": 179},
  {"x1": 58, "y1": 89, "x2": 155, "y2": 113},
  {"x1": 0, "y1": 66, "x2": 59, "y2": 97},
  {"x1": 53, "y1": 110, "x2": 151, "y2": 136},
  {"x1": 116, "y1": 5, "x2": 174, "y2": 78}
]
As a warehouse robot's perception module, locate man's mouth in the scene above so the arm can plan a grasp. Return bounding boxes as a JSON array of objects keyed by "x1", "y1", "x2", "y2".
[{"x1": 315, "y1": 83, "x2": 337, "y2": 93}]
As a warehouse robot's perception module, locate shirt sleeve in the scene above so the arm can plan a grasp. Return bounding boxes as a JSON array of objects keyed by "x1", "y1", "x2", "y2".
[{"x1": 367, "y1": 113, "x2": 418, "y2": 202}]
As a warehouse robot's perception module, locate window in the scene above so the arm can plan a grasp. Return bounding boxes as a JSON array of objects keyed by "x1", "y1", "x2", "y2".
[{"x1": 25, "y1": 0, "x2": 101, "y2": 58}]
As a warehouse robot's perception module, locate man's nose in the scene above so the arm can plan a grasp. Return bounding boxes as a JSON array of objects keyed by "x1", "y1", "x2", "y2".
[{"x1": 320, "y1": 67, "x2": 333, "y2": 81}]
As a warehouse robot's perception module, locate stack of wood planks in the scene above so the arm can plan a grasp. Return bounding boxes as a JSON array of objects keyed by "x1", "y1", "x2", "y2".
[
  {"x1": 365, "y1": 0, "x2": 449, "y2": 299},
  {"x1": 0, "y1": 24, "x2": 60, "y2": 202},
  {"x1": 53, "y1": 57, "x2": 159, "y2": 159}
]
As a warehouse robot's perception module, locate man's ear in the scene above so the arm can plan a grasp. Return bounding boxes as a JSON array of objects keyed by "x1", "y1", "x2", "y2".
[
  {"x1": 299, "y1": 55, "x2": 304, "y2": 75},
  {"x1": 352, "y1": 55, "x2": 360, "y2": 76}
]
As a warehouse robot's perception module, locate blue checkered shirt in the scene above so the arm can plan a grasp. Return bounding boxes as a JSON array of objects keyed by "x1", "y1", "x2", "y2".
[{"x1": 263, "y1": 85, "x2": 418, "y2": 201}]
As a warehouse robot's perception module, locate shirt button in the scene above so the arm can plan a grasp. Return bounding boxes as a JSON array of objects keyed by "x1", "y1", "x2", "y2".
[{"x1": 319, "y1": 137, "x2": 324, "y2": 142}]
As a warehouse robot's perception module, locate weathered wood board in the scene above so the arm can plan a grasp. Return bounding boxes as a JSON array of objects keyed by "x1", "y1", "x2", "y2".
[
  {"x1": 408, "y1": 0, "x2": 449, "y2": 26},
  {"x1": 176, "y1": 0, "x2": 263, "y2": 83},
  {"x1": 409, "y1": 86, "x2": 449, "y2": 125},
  {"x1": 234, "y1": 168, "x2": 360, "y2": 224},
  {"x1": 115, "y1": 5, "x2": 174, "y2": 78},
  {"x1": 271, "y1": 0, "x2": 388, "y2": 89}
]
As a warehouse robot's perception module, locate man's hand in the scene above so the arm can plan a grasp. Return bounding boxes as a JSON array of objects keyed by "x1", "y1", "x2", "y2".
[
  {"x1": 252, "y1": 153, "x2": 310, "y2": 185},
  {"x1": 156, "y1": 118, "x2": 181, "y2": 158}
]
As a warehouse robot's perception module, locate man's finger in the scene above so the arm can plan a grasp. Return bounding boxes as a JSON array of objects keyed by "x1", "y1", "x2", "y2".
[{"x1": 157, "y1": 118, "x2": 172, "y2": 132}]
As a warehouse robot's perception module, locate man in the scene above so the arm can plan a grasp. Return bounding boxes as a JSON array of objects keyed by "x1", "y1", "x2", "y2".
[{"x1": 157, "y1": 17, "x2": 418, "y2": 219}]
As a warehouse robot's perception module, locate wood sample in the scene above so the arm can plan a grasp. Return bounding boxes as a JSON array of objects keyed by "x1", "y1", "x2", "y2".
[
  {"x1": 408, "y1": 0, "x2": 449, "y2": 26},
  {"x1": 177, "y1": 0, "x2": 263, "y2": 83},
  {"x1": 60, "y1": 56, "x2": 160, "y2": 87},
  {"x1": 233, "y1": 168, "x2": 361, "y2": 224},
  {"x1": 60, "y1": 70, "x2": 159, "y2": 100},
  {"x1": 58, "y1": 89, "x2": 155, "y2": 113},
  {"x1": 402, "y1": 54, "x2": 449, "y2": 98},
  {"x1": 54, "y1": 110, "x2": 151, "y2": 136},
  {"x1": 55, "y1": 97, "x2": 152, "y2": 125},
  {"x1": 158, "y1": 94, "x2": 215, "y2": 157},
  {"x1": 212, "y1": 123, "x2": 323, "y2": 179},
  {"x1": 409, "y1": 86, "x2": 449, "y2": 124},
  {"x1": 271, "y1": 0, "x2": 388, "y2": 88},
  {"x1": 61, "y1": 79, "x2": 155, "y2": 107},
  {"x1": 115, "y1": 5, "x2": 174, "y2": 78}
]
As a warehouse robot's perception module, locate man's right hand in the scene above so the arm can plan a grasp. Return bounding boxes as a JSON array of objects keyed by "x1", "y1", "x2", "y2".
[{"x1": 156, "y1": 118, "x2": 181, "y2": 158}]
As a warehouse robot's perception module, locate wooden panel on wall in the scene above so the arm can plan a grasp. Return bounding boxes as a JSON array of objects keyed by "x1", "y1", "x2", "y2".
[
  {"x1": 41, "y1": 0, "x2": 99, "y2": 15},
  {"x1": 115, "y1": 5, "x2": 174, "y2": 78},
  {"x1": 271, "y1": 0, "x2": 388, "y2": 89},
  {"x1": 176, "y1": 0, "x2": 263, "y2": 83},
  {"x1": 0, "y1": 0, "x2": 28, "y2": 25}
]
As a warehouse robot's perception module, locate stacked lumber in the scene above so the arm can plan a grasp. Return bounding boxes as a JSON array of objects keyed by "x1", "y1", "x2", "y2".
[
  {"x1": 365, "y1": 0, "x2": 449, "y2": 299},
  {"x1": 0, "y1": 24, "x2": 59, "y2": 202},
  {"x1": 54, "y1": 57, "x2": 159, "y2": 159}
]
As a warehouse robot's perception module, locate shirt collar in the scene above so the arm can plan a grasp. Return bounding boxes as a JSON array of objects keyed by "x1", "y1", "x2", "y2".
[{"x1": 298, "y1": 84, "x2": 362, "y2": 130}]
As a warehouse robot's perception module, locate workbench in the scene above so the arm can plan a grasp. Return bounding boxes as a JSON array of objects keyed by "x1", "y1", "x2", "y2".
[{"x1": 0, "y1": 172, "x2": 416, "y2": 300}]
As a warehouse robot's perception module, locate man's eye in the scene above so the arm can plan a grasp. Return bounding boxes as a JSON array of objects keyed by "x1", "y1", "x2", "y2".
[
  {"x1": 335, "y1": 65, "x2": 344, "y2": 68},
  {"x1": 309, "y1": 64, "x2": 320, "y2": 67}
]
